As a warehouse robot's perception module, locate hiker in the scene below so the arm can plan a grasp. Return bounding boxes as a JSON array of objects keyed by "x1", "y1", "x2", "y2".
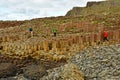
[
  {"x1": 29, "y1": 27, "x2": 33, "y2": 37},
  {"x1": 53, "y1": 28, "x2": 57, "y2": 37},
  {"x1": 103, "y1": 31, "x2": 109, "y2": 41}
]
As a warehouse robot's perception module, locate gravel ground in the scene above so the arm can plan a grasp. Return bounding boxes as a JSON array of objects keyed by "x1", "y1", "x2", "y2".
[{"x1": 69, "y1": 44, "x2": 120, "y2": 80}]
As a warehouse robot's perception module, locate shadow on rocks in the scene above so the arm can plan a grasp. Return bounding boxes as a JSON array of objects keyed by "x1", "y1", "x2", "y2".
[
  {"x1": 0, "y1": 77, "x2": 17, "y2": 80},
  {"x1": 0, "y1": 63, "x2": 18, "y2": 78}
]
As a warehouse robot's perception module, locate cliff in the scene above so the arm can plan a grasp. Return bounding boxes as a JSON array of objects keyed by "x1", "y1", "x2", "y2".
[
  {"x1": 66, "y1": 7, "x2": 84, "y2": 16},
  {"x1": 86, "y1": 1, "x2": 104, "y2": 7},
  {"x1": 66, "y1": 1, "x2": 105, "y2": 16},
  {"x1": 66, "y1": 0, "x2": 120, "y2": 16}
]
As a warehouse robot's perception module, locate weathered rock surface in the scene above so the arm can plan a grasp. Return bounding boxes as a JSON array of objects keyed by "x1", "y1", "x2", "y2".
[{"x1": 40, "y1": 63, "x2": 84, "y2": 80}]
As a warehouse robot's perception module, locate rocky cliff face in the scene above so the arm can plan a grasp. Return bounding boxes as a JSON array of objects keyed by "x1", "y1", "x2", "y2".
[
  {"x1": 66, "y1": 7, "x2": 84, "y2": 16},
  {"x1": 86, "y1": 1, "x2": 104, "y2": 7},
  {"x1": 66, "y1": 0, "x2": 120, "y2": 16},
  {"x1": 66, "y1": 1, "x2": 106, "y2": 16}
]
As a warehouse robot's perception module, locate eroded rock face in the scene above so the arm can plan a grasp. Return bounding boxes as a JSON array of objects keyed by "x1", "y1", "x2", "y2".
[
  {"x1": 0, "y1": 63, "x2": 18, "y2": 78},
  {"x1": 86, "y1": 1, "x2": 104, "y2": 7}
]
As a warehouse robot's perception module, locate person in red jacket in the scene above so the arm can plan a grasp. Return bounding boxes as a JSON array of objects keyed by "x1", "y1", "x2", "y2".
[{"x1": 103, "y1": 31, "x2": 109, "y2": 41}]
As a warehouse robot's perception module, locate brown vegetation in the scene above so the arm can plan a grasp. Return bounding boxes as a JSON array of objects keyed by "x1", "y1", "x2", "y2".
[{"x1": 0, "y1": 21, "x2": 25, "y2": 29}]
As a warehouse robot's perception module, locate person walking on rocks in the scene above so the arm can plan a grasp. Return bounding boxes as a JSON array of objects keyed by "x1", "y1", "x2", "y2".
[
  {"x1": 53, "y1": 28, "x2": 57, "y2": 37},
  {"x1": 29, "y1": 27, "x2": 33, "y2": 37},
  {"x1": 103, "y1": 31, "x2": 109, "y2": 41}
]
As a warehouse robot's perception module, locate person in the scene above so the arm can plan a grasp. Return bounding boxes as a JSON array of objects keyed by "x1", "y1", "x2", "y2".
[
  {"x1": 103, "y1": 31, "x2": 109, "y2": 41},
  {"x1": 53, "y1": 28, "x2": 57, "y2": 37},
  {"x1": 29, "y1": 27, "x2": 33, "y2": 37}
]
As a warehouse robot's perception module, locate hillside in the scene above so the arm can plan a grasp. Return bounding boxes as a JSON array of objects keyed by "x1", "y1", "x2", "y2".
[
  {"x1": 0, "y1": 21, "x2": 25, "y2": 28},
  {"x1": 66, "y1": 0, "x2": 120, "y2": 27},
  {"x1": 0, "y1": 0, "x2": 120, "y2": 80},
  {"x1": 66, "y1": 0, "x2": 120, "y2": 16}
]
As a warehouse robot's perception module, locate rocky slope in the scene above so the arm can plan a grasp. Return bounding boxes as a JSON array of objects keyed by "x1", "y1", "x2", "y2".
[
  {"x1": 0, "y1": 43, "x2": 119, "y2": 80},
  {"x1": 66, "y1": 1, "x2": 104, "y2": 16},
  {"x1": 70, "y1": 44, "x2": 120, "y2": 80},
  {"x1": 66, "y1": 0, "x2": 120, "y2": 18}
]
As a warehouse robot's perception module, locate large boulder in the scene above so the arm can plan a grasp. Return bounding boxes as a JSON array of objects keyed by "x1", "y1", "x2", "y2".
[
  {"x1": 61, "y1": 63, "x2": 84, "y2": 80},
  {"x1": 0, "y1": 63, "x2": 18, "y2": 78},
  {"x1": 22, "y1": 64, "x2": 47, "y2": 80}
]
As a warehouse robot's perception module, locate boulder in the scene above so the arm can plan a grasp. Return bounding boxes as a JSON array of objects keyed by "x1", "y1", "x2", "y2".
[
  {"x1": 22, "y1": 64, "x2": 47, "y2": 80},
  {"x1": 61, "y1": 63, "x2": 84, "y2": 80},
  {"x1": 0, "y1": 63, "x2": 17, "y2": 78}
]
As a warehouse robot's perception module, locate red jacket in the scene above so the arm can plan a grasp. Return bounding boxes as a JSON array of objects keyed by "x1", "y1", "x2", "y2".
[{"x1": 103, "y1": 31, "x2": 108, "y2": 37}]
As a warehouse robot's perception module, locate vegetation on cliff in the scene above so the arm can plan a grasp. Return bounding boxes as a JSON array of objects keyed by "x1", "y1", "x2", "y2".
[{"x1": 66, "y1": 0, "x2": 120, "y2": 27}]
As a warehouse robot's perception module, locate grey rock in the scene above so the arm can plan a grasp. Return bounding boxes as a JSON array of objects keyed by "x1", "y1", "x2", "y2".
[
  {"x1": 22, "y1": 64, "x2": 47, "y2": 80},
  {"x1": 70, "y1": 44, "x2": 120, "y2": 80}
]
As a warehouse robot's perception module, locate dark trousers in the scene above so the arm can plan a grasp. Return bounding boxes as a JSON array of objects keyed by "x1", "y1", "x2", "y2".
[
  {"x1": 103, "y1": 37, "x2": 108, "y2": 41},
  {"x1": 54, "y1": 33, "x2": 56, "y2": 37}
]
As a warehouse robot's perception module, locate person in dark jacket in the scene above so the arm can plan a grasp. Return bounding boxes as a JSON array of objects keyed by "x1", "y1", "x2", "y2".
[{"x1": 29, "y1": 27, "x2": 33, "y2": 37}]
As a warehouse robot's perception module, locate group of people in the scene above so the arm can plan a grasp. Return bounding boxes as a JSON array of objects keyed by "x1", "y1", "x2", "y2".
[
  {"x1": 29, "y1": 27, "x2": 109, "y2": 42},
  {"x1": 29, "y1": 27, "x2": 57, "y2": 37}
]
